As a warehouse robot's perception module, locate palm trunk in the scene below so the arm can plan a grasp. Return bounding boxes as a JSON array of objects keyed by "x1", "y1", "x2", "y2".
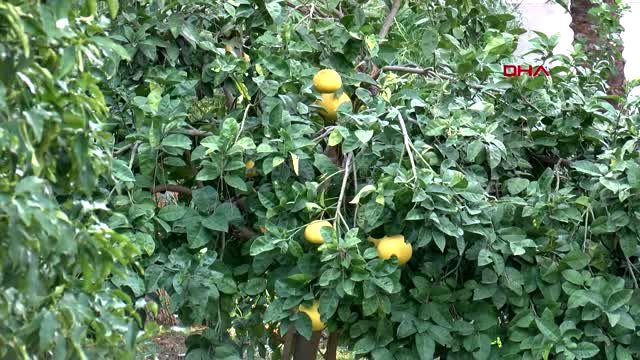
[{"x1": 569, "y1": 0, "x2": 626, "y2": 97}]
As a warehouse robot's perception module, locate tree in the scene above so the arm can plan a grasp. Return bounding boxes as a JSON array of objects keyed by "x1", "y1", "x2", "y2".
[
  {"x1": 0, "y1": 0, "x2": 140, "y2": 358},
  {"x1": 4, "y1": 0, "x2": 639, "y2": 359},
  {"x1": 569, "y1": 0, "x2": 627, "y2": 99}
]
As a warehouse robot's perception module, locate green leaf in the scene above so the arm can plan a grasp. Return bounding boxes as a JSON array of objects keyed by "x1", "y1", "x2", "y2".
[
  {"x1": 328, "y1": 129, "x2": 343, "y2": 146},
  {"x1": 350, "y1": 184, "x2": 376, "y2": 204},
  {"x1": 134, "y1": 232, "x2": 155, "y2": 256},
  {"x1": 463, "y1": 139, "x2": 483, "y2": 162},
  {"x1": 202, "y1": 211, "x2": 228, "y2": 232},
  {"x1": 478, "y1": 249, "x2": 493, "y2": 266},
  {"x1": 112, "y1": 159, "x2": 135, "y2": 182},
  {"x1": 563, "y1": 249, "x2": 590, "y2": 270},
  {"x1": 572, "y1": 160, "x2": 605, "y2": 176},
  {"x1": 397, "y1": 320, "x2": 416, "y2": 338},
  {"x1": 535, "y1": 309, "x2": 560, "y2": 342},
  {"x1": 295, "y1": 314, "x2": 312, "y2": 340},
  {"x1": 157, "y1": 205, "x2": 186, "y2": 222},
  {"x1": 415, "y1": 333, "x2": 435, "y2": 360},
  {"x1": 250, "y1": 236, "x2": 276, "y2": 256},
  {"x1": 162, "y1": 134, "x2": 192, "y2": 150},
  {"x1": 354, "y1": 130, "x2": 374, "y2": 144},
  {"x1": 421, "y1": 28, "x2": 439, "y2": 56},
  {"x1": 607, "y1": 289, "x2": 633, "y2": 312},
  {"x1": 91, "y1": 36, "x2": 131, "y2": 60},
  {"x1": 573, "y1": 342, "x2": 599, "y2": 359},
  {"x1": 107, "y1": 0, "x2": 119, "y2": 19},
  {"x1": 244, "y1": 278, "x2": 266, "y2": 296},
  {"x1": 319, "y1": 291, "x2": 339, "y2": 320},
  {"x1": 39, "y1": 310, "x2": 58, "y2": 351},
  {"x1": 505, "y1": 178, "x2": 529, "y2": 195},
  {"x1": 224, "y1": 175, "x2": 247, "y2": 191},
  {"x1": 561, "y1": 269, "x2": 584, "y2": 286},
  {"x1": 353, "y1": 335, "x2": 376, "y2": 354}
]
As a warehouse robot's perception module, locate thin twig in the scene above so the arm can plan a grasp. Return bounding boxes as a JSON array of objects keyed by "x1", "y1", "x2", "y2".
[
  {"x1": 334, "y1": 153, "x2": 353, "y2": 230},
  {"x1": 313, "y1": 126, "x2": 336, "y2": 142},
  {"x1": 151, "y1": 184, "x2": 192, "y2": 195},
  {"x1": 234, "y1": 103, "x2": 253, "y2": 144},
  {"x1": 583, "y1": 207, "x2": 590, "y2": 251},
  {"x1": 378, "y1": 0, "x2": 402, "y2": 40},
  {"x1": 397, "y1": 113, "x2": 417, "y2": 184},
  {"x1": 128, "y1": 141, "x2": 141, "y2": 169},
  {"x1": 172, "y1": 128, "x2": 212, "y2": 137},
  {"x1": 554, "y1": 159, "x2": 562, "y2": 191},
  {"x1": 626, "y1": 256, "x2": 639, "y2": 289},
  {"x1": 113, "y1": 140, "x2": 141, "y2": 156},
  {"x1": 352, "y1": 158, "x2": 359, "y2": 228},
  {"x1": 381, "y1": 65, "x2": 433, "y2": 75}
]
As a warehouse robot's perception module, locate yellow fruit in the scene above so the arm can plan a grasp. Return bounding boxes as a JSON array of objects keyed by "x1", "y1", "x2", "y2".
[
  {"x1": 245, "y1": 160, "x2": 255, "y2": 169},
  {"x1": 367, "y1": 236, "x2": 381, "y2": 246},
  {"x1": 376, "y1": 235, "x2": 412, "y2": 265},
  {"x1": 316, "y1": 92, "x2": 351, "y2": 121},
  {"x1": 313, "y1": 69, "x2": 342, "y2": 93},
  {"x1": 298, "y1": 300, "x2": 326, "y2": 331},
  {"x1": 243, "y1": 53, "x2": 251, "y2": 62},
  {"x1": 225, "y1": 44, "x2": 234, "y2": 54},
  {"x1": 304, "y1": 220, "x2": 332, "y2": 244}
]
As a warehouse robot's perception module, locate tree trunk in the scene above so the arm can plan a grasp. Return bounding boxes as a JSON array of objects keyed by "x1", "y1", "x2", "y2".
[
  {"x1": 324, "y1": 332, "x2": 339, "y2": 360},
  {"x1": 569, "y1": 0, "x2": 626, "y2": 97},
  {"x1": 292, "y1": 331, "x2": 322, "y2": 360}
]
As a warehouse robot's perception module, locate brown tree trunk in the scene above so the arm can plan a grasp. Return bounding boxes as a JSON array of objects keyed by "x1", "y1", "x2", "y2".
[
  {"x1": 292, "y1": 331, "x2": 323, "y2": 360},
  {"x1": 324, "y1": 332, "x2": 339, "y2": 360},
  {"x1": 569, "y1": 0, "x2": 626, "y2": 97}
]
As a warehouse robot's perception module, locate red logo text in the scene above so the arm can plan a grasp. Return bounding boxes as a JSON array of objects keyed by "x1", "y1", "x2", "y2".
[{"x1": 503, "y1": 65, "x2": 550, "y2": 77}]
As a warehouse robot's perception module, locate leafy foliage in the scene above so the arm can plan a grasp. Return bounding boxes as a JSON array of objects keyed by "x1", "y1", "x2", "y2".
[
  {"x1": 7, "y1": 0, "x2": 639, "y2": 359},
  {"x1": 0, "y1": 0, "x2": 141, "y2": 358}
]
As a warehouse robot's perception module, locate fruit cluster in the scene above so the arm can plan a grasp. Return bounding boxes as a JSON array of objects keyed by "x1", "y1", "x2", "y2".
[
  {"x1": 312, "y1": 69, "x2": 352, "y2": 121},
  {"x1": 299, "y1": 221, "x2": 413, "y2": 330}
]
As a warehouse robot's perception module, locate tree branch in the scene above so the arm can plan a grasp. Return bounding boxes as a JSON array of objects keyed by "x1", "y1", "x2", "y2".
[
  {"x1": 172, "y1": 128, "x2": 212, "y2": 137},
  {"x1": 151, "y1": 184, "x2": 193, "y2": 195},
  {"x1": 381, "y1": 65, "x2": 433, "y2": 75},
  {"x1": 378, "y1": 0, "x2": 402, "y2": 40},
  {"x1": 334, "y1": 153, "x2": 353, "y2": 229},
  {"x1": 113, "y1": 141, "x2": 142, "y2": 156},
  {"x1": 397, "y1": 113, "x2": 417, "y2": 184},
  {"x1": 627, "y1": 256, "x2": 639, "y2": 289}
]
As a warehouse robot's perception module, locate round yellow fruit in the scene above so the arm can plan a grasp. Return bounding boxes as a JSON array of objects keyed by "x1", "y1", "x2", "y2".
[
  {"x1": 245, "y1": 160, "x2": 257, "y2": 177},
  {"x1": 298, "y1": 300, "x2": 325, "y2": 331},
  {"x1": 376, "y1": 235, "x2": 412, "y2": 265},
  {"x1": 313, "y1": 69, "x2": 342, "y2": 93},
  {"x1": 304, "y1": 220, "x2": 332, "y2": 244},
  {"x1": 316, "y1": 92, "x2": 351, "y2": 121}
]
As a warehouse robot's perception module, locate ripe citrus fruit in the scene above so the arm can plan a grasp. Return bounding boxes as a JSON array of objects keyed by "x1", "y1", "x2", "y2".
[
  {"x1": 376, "y1": 235, "x2": 412, "y2": 265},
  {"x1": 304, "y1": 220, "x2": 332, "y2": 244},
  {"x1": 313, "y1": 69, "x2": 342, "y2": 93},
  {"x1": 317, "y1": 92, "x2": 351, "y2": 121},
  {"x1": 298, "y1": 300, "x2": 325, "y2": 331},
  {"x1": 245, "y1": 160, "x2": 257, "y2": 177}
]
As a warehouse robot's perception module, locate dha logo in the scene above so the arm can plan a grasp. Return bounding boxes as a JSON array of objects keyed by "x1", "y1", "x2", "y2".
[{"x1": 503, "y1": 65, "x2": 551, "y2": 77}]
